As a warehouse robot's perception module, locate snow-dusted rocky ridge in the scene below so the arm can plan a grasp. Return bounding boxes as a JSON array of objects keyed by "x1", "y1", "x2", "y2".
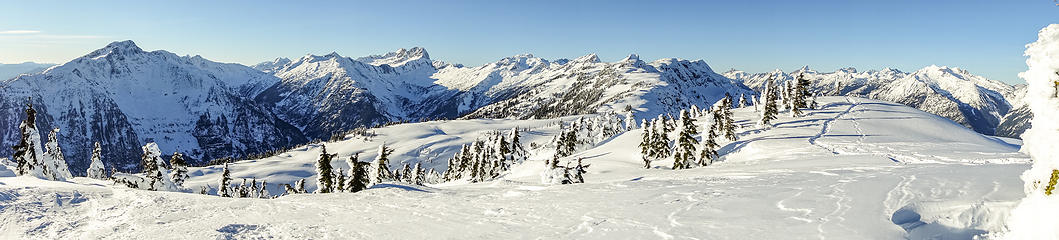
[
  {"x1": 724, "y1": 66, "x2": 1015, "y2": 135},
  {"x1": 0, "y1": 41, "x2": 306, "y2": 172},
  {"x1": 259, "y1": 49, "x2": 753, "y2": 139},
  {"x1": 0, "y1": 41, "x2": 753, "y2": 173},
  {"x1": 0, "y1": 97, "x2": 1029, "y2": 239}
]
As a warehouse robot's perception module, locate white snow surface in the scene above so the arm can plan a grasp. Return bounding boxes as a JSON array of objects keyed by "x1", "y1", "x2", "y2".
[{"x1": 0, "y1": 97, "x2": 1031, "y2": 239}]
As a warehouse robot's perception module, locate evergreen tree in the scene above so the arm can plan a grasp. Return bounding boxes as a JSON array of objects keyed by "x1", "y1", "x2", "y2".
[
  {"x1": 315, "y1": 146, "x2": 336, "y2": 193},
  {"x1": 334, "y1": 169, "x2": 346, "y2": 192},
  {"x1": 169, "y1": 152, "x2": 189, "y2": 188},
  {"x1": 400, "y1": 163, "x2": 412, "y2": 183},
  {"x1": 673, "y1": 110, "x2": 699, "y2": 169},
  {"x1": 87, "y1": 142, "x2": 107, "y2": 179},
  {"x1": 740, "y1": 94, "x2": 751, "y2": 108},
  {"x1": 12, "y1": 100, "x2": 46, "y2": 179},
  {"x1": 238, "y1": 178, "x2": 247, "y2": 197},
  {"x1": 625, "y1": 112, "x2": 637, "y2": 130},
  {"x1": 795, "y1": 73, "x2": 811, "y2": 109},
  {"x1": 639, "y1": 119, "x2": 654, "y2": 169},
  {"x1": 571, "y1": 158, "x2": 588, "y2": 184},
  {"x1": 369, "y1": 144, "x2": 394, "y2": 186},
  {"x1": 760, "y1": 76, "x2": 779, "y2": 126},
  {"x1": 346, "y1": 152, "x2": 368, "y2": 192},
  {"x1": 219, "y1": 163, "x2": 232, "y2": 197},
  {"x1": 651, "y1": 118, "x2": 672, "y2": 162},
  {"x1": 258, "y1": 180, "x2": 268, "y2": 198},
  {"x1": 509, "y1": 127, "x2": 528, "y2": 163},
  {"x1": 140, "y1": 143, "x2": 174, "y2": 191},
  {"x1": 721, "y1": 96, "x2": 737, "y2": 141},
  {"x1": 699, "y1": 120, "x2": 721, "y2": 166},
  {"x1": 43, "y1": 128, "x2": 71, "y2": 180},
  {"x1": 810, "y1": 93, "x2": 819, "y2": 109},
  {"x1": 294, "y1": 178, "x2": 307, "y2": 193},
  {"x1": 411, "y1": 162, "x2": 424, "y2": 185}
]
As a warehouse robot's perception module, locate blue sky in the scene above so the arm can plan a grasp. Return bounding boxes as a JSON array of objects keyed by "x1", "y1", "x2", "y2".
[{"x1": 0, "y1": 0, "x2": 1056, "y2": 84}]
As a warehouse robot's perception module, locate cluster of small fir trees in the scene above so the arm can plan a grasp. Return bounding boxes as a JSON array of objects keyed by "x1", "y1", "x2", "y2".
[
  {"x1": 758, "y1": 74, "x2": 817, "y2": 127},
  {"x1": 10, "y1": 100, "x2": 73, "y2": 181},
  {"x1": 642, "y1": 94, "x2": 739, "y2": 170},
  {"x1": 443, "y1": 128, "x2": 528, "y2": 182}
]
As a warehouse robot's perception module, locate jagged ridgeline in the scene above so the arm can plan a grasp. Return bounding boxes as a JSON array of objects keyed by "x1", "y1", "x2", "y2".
[{"x1": 0, "y1": 41, "x2": 752, "y2": 173}]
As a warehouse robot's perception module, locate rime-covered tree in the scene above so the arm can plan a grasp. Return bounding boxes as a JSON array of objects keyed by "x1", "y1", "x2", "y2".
[
  {"x1": 43, "y1": 128, "x2": 71, "y2": 180},
  {"x1": 258, "y1": 180, "x2": 268, "y2": 198},
  {"x1": 411, "y1": 162, "x2": 424, "y2": 185},
  {"x1": 169, "y1": 152, "x2": 189, "y2": 188},
  {"x1": 294, "y1": 178, "x2": 307, "y2": 194},
  {"x1": 316, "y1": 146, "x2": 336, "y2": 193},
  {"x1": 673, "y1": 110, "x2": 699, "y2": 170},
  {"x1": 699, "y1": 121, "x2": 720, "y2": 166},
  {"x1": 369, "y1": 144, "x2": 394, "y2": 186},
  {"x1": 399, "y1": 163, "x2": 412, "y2": 183},
  {"x1": 333, "y1": 169, "x2": 346, "y2": 192},
  {"x1": 140, "y1": 143, "x2": 174, "y2": 191},
  {"x1": 721, "y1": 96, "x2": 737, "y2": 141},
  {"x1": 651, "y1": 118, "x2": 672, "y2": 162},
  {"x1": 794, "y1": 73, "x2": 811, "y2": 109},
  {"x1": 345, "y1": 152, "x2": 368, "y2": 192},
  {"x1": 86, "y1": 142, "x2": 106, "y2": 179},
  {"x1": 12, "y1": 100, "x2": 46, "y2": 179},
  {"x1": 639, "y1": 119, "x2": 654, "y2": 169},
  {"x1": 510, "y1": 127, "x2": 528, "y2": 163},
  {"x1": 760, "y1": 76, "x2": 780, "y2": 127},
  {"x1": 571, "y1": 158, "x2": 588, "y2": 184},
  {"x1": 219, "y1": 163, "x2": 232, "y2": 197},
  {"x1": 625, "y1": 112, "x2": 637, "y2": 130},
  {"x1": 740, "y1": 94, "x2": 751, "y2": 108}
]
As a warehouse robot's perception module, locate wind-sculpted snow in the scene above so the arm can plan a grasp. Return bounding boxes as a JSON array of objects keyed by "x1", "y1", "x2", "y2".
[
  {"x1": 724, "y1": 66, "x2": 1015, "y2": 135},
  {"x1": 0, "y1": 97, "x2": 1030, "y2": 239}
]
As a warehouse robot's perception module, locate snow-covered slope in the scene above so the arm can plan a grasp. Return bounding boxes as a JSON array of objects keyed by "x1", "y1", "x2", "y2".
[
  {"x1": 724, "y1": 66, "x2": 1014, "y2": 135},
  {"x1": 0, "y1": 62, "x2": 54, "y2": 81},
  {"x1": 0, "y1": 41, "x2": 306, "y2": 172},
  {"x1": 260, "y1": 50, "x2": 753, "y2": 140},
  {"x1": 0, "y1": 97, "x2": 1028, "y2": 239}
]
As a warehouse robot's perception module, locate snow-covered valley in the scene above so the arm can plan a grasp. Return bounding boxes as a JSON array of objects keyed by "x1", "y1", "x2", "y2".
[{"x1": 0, "y1": 97, "x2": 1030, "y2": 239}]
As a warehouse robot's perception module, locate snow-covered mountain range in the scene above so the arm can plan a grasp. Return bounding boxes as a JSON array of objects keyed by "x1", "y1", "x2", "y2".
[
  {"x1": 0, "y1": 62, "x2": 54, "y2": 81},
  {"x1": 0, "y1": 41, "x2": 753, "y2": 173},
  {"x1": 0, "y1": 41, "x2": 306, "y2": 172},
  {"x1": 723, "y1": 66, "x2": 1018, "y2": 135}
]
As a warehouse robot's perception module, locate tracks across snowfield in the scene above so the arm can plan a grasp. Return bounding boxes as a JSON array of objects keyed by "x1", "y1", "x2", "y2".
[{"x1": 0, "y1": 97, "x2": 1031, "y2": 239}]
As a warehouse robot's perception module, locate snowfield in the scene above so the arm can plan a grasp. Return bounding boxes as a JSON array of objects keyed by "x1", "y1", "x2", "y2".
[{"x1": 0, "y1": 97, "x2": 1030, "y2": 239}]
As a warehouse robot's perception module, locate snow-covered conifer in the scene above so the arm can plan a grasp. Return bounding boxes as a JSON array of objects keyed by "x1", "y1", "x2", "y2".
[
  {"x1": 87, "y1": 142, "x2": 107, "y2": 179},
  {"x1": 651, "y1": 118, "x2": 672, "y2": 162},
  {"x1": 639, "y1": 119, "x2": 654, "y2": 169},
  {"x1": 43, "y1": 128, "x2": 71, "y2": 180},
  {"x1": 346, "y1": 152, "x2": 367, "y2": 192},
  {"x1": 760, "y1": 76, "x2": 780, "y2": 127},
  {"x1": 294, "y1": 178, "x2": 307, "y2": 194},
  {"x1": 369, "y1": 144, "x2": 394, "y2": 186},
  {"x1": 140, "y1": 142, "x2": 174, "y2": 191},
  {"x1": 333, "y1": 170, "x2": 346, "y2": 192},
  {"x1": 673, "y1": 110, "x2": 699, "y2": 169},
  {"x1": 219, "y1": 163, "x2": 232, "y2": 197},
  {"x1": 315, "y1": 145, "x2": 336, "y2": 193},
  {"x1": 12, "y1": 100, "x2": 46, "y2": 179},
  {"x1": 169, "y1": 152, "x2": 189, "y2": 188},
  {"x1": 1001, "y1": 25, "x2": 1059, "y2": 239},
  {"x1": 625, "y1": 112, "x2": 637, "y2": 130},
  {"x1": 411, "y1": 162, "x2": 424, "y2": 185}
]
